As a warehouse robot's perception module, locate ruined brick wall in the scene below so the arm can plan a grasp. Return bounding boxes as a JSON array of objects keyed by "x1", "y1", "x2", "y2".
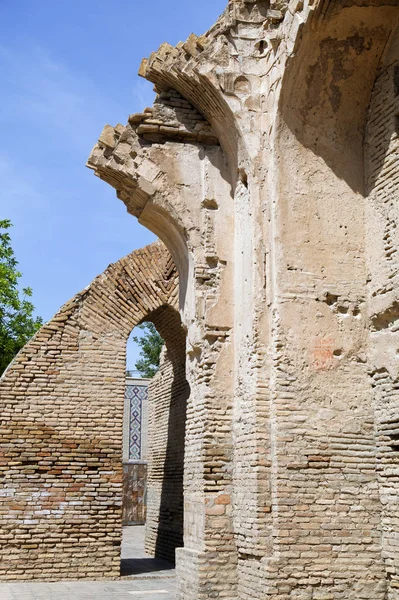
[
  {"x1": 128, "y1": 89, "x2": 218, "y2": 146},
  {"x1": 260, "y1": 7, "x2": 392, "y2": 597},
  {"x1": 145, "y1": 340, "x2": 189, "y2": 563},
  {"x1": 365, "y1": 31, "x2": 399, "y2": 595},
  {"x1": 88, "y1": 2, "x2": 399, "y2": 599},
  {"x1": 5, "y1": 2, "x2": 399, "y2": 596},
  {"x1": 89, "y1": 92, "x2": 236, "y2": 600},
  {"x1": 0, "y1": 242, "x2": 181, "y2": 581}
]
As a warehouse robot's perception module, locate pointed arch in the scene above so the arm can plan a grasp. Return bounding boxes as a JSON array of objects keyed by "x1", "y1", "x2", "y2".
[{"x1": 0, "y1": 241, "x2": 186, "y2": 581}]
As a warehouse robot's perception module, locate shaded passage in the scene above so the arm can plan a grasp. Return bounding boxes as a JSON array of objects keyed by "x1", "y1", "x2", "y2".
[
  {"x1": 0, "y1": 527, "x2": 176, "y2": 600},
  {"x1": 121, "y1": 526, "x2": 175, "y2": 578}
]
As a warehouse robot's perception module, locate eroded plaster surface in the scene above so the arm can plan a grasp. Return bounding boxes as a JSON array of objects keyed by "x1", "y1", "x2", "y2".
[
  {"x1": 88, "y1": 1, "x2": 399, "y2": 598},
  {"x1": 2, "y1": 1, "x2": 399, "y2": 598}
]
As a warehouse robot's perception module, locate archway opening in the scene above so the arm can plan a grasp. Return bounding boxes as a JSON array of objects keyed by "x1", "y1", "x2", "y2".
[{"x1": 120, "y1": 304, "x2": 189, "y2": 576}]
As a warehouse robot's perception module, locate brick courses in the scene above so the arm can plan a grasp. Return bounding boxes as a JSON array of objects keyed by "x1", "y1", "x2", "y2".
[
  {"x1": 145, "y1": 341, "x2": 189, "y2": 563},
  {"x1": 0, "y1": 242, "x2": 183, "y2": 581},
  {"x1": 366, "y1": 42, "x2": 399, "y2": 594},
  {"x1": 2, "y1": 1, "x2": 399, "y2": 598},
  {"x1": 87, "y1": 2, "x2": 399, "y2": 598}
]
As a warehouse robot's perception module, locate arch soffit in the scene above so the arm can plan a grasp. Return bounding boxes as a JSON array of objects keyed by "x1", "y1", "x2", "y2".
[{"x1": 278, "y1": 0, "x2": 399, "y2": 194}]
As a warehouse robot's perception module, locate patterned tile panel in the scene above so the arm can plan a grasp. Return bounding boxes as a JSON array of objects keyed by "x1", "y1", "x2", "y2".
[{"x1": 125, "y1": 383, "x2": 148, "y2": 460}]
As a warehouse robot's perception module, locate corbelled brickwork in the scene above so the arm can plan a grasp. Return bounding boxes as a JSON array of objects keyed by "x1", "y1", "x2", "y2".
[
  {"x1": 0, "y1": 242, "x2": 186, "y2": 581},
  {"x1": 128, "y1": 89, "x2": 219, "y2": 146},
  {"x1": 88, "y1": 2, "x2": 399, "y2": 599}
]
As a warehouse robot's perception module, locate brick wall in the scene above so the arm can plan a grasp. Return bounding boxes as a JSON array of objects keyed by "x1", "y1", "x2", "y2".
[
  {"x1": 145, "y1": 338, "x2": 189, "y2": 563},
  {"x1": 84, "y1": 3, "x2": 399, "y2": 598},
  {"x1": 366, "y1": 46, "x2": 399, "y2": 595},
  {"x1": 0, "y1": 242, "x2": 180, "y2": 581}
]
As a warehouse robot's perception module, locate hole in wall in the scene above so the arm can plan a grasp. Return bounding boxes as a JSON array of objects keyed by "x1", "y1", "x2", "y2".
[
  {"x1": 202, "y1": 198, "x2": 218, "y2": 210},
  {"x1": 325, "y1": 293, "x2": 339, "y2": 306},
  {"x1": 238, "y1": 168, "x2": 248, "y2": 188},
  {"x1": 371, "y1": 301, "x2": 399, "y2": 331},
  {"x1": 389, "y1": 430, "x2": 399, "y2": 450},
  {"x1": 257, "y1": 39, "x2": 267, "y2": 55},
  {"x1": 394, "y1": 65, "x2": 399, "y2": 96},
  {"x1": 206, "y1": 256, "x2": 218, "y2": 269}
]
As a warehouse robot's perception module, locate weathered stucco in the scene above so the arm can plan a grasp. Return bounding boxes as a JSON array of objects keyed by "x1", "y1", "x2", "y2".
[
  {"x1": 87, "y1": 1, "x2": 399, "y2": 598},
  {"x1": 2, "y1": 0, "x2": 399, "y2": 598}
]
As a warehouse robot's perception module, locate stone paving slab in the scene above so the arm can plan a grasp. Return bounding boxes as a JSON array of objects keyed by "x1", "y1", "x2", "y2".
[
  {"x1": 0, "y1": 579, "x2": 176, "y2": 600},
  {"x1": 120, "y1": 527, "x2": 175, "y2": 580},
  {"x1": 0, "y1": 527, "x2": 176, "y2": 600}
]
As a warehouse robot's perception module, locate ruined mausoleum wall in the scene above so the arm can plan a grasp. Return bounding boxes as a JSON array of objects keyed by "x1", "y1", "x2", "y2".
[
  {"x1": 89, "y1": 117, "x2": 236, "y2": 597},
  {"x1": 0, "y1": 242, "x2": 180, "y2": 581},
  {"x1": 6, "y1": 1, "x2": 399, "y2": 595},
  {"x1": 87, "y1": 2, "x2": 399, "y2": 599},
  {"x1": 261, "y1": 7, "x2": 399, "y2": 598}
]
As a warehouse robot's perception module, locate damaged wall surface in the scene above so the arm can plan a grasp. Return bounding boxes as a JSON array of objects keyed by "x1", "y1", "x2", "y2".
[
  {"x1": 87, "y1": 1, "x2": 399, "y2": 599},
  {"x1": 2, "y1": 0, "x2": 399, "y2": 598}
]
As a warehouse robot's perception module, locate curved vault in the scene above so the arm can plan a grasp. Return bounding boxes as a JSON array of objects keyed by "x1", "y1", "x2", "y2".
[{"x1": 0, "y1": 241, "x2": 187, "y2": 581}]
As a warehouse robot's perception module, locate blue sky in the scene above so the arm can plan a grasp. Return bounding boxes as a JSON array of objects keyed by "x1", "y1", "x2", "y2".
[{"x1": 0, "y1": 0, "x2": 226, "y2": 369}]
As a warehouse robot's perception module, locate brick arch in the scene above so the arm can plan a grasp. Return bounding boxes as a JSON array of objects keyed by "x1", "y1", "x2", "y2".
[{"x1": 0, "y1": 241, "x2": 186, "y2": 581}]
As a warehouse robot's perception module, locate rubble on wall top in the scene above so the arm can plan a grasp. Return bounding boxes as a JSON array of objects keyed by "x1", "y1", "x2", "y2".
[
  {"x1": 127, "y1": 89, "x2": 219, "y2": 146},
  {"x1": 136, "y1": 0, "x2": 291, "y2": 121}
]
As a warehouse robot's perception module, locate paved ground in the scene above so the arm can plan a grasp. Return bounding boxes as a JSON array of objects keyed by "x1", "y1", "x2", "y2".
[{"x1": 0, "y1": 527, "x2": 176, "y2": 600}]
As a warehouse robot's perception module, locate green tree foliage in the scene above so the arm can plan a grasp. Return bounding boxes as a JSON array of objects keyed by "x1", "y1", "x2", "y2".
[
  {"x1": 0, "y1": 220, "x2": 42, "y2": 376},
  {"x1": 132, "y1": 322, "x2": 164, "y2": 378}
]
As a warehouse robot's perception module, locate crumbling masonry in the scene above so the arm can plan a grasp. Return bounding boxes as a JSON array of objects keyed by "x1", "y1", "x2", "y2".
[
  {"x1": 2, "y1": 0, "x2": 399, "y2": 598},
  {"x1": 0, "y1": 242, "x2": 188, "y2": 579}
]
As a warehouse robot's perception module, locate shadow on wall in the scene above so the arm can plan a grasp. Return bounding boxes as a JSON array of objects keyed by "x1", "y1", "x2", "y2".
[
  {"x1": 155, "y1": 355, "x2": 189, "y2": 562},
  {"x1": 280, "y1": 3, "x2": 399, "y2": 195},
  {"x1": 144, "y1": 304, "x2": 190, "y2": 564},
  {"x1": 365, "y1": 26, "x2": 399, "y2": 195}
]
